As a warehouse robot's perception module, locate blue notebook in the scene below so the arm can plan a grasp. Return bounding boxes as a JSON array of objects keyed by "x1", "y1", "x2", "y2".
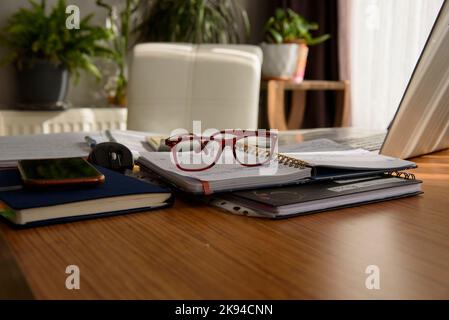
[{"x1": 0, "y1": 166, "x2": 173, "y2": 227}]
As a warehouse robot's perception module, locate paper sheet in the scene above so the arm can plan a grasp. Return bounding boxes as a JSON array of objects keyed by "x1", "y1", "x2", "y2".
[
  {"x1": 0, "y1": 130, "x2": 161, "y2": 165},
  {"x1": 92, "y1": 130, "x2": 159, "y2": 154},
  {"x1": 287, "y1": 149, "x2": 415, "y2": 170},
  {"x1": 0, "y1": 132, "x2": 90, "y2": 162},
  {"x1": 279, "y1": 138, "x2": 354, "y2": 153}
]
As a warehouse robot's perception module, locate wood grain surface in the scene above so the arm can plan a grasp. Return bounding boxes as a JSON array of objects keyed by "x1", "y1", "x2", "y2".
[
  {"x1": 1, "y1": 149, "x2": 449, "y2": 299},
  {"x1": 0, "y1": 231, "x2": 34, "y2": 299}
]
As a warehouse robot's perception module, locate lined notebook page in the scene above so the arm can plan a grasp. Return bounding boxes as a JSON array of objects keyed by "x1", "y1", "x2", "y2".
[
  {"x1": 286, "y1": 149, "x2": 415, "y2": 170},
  {"x1": 139, "y1": 151, "x2": 311, "y2": 182}
]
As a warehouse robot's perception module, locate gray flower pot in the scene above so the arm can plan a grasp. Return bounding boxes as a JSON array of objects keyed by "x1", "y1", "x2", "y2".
[
  {"x1": 260, "y1": 43, "x2": 299, "y2": 79},
  {"x1": 15, "y1": 60, "x2": 70, "y2": 110}
]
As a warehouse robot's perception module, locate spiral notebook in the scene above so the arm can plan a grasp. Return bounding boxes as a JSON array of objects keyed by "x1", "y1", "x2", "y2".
[
  {"x1": 208, "y1": 173, "x2": 422, "y2": 218},
  {"x1": 137, "y1": 142, "x2": 417, "y2": 194}
]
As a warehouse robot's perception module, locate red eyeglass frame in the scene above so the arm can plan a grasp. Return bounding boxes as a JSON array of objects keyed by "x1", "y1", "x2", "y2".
[{"x1": 165, "y1": 130, "x2": 278, "y2": 171}]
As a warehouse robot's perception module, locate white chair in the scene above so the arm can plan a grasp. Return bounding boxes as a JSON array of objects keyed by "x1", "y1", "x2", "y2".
[{"x1": 127, "y1": 43, "x2": 262, "y2": 135}]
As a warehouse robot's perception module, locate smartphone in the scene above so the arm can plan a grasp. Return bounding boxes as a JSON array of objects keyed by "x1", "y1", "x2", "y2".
[{"x1": 18, "y1": 158, "x2": 105, "y2": 187}]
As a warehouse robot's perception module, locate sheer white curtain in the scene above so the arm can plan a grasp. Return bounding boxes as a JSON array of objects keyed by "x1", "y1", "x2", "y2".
[{"x1": 350, "y1": 0, "x2": 444, "y2": 130}]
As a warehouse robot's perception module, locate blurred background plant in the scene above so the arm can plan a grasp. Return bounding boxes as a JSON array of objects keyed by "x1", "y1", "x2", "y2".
[
  {"x1": 97, "y1": 0, "x2": 140, "y2": 107},
  {"x1": 0, "y1": 0, "x2": 114, "y2": 82},
  {"x1": 264, "y1": 8, "x2": 330, "y2": 45},
  {"x1": 137, "y1": 0, "x2": 250, "y2": 44}
]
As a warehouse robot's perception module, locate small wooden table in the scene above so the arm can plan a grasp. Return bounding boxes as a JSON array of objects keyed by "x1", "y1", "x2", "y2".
[{"x1": 263, "y1": 80, "x2": 351, "y2": 130}]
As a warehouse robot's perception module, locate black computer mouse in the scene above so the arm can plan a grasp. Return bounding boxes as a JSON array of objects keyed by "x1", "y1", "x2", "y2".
[{"x1": 88, "y1": 142, "x2": 134, "y2": 173}]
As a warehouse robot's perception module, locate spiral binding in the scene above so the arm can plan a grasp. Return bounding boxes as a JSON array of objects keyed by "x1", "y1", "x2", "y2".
[
  {"x1": 240, "y1": 143, "x2": 417, "y2": 177},
  {"x1": 240, "y1": 143, "x2": 311, "y2": 169},
  {"x1": 384, "y1": 170, "x2": 416, "y2": 180}
]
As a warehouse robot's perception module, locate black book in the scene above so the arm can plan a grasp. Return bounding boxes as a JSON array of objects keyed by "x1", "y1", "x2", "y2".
[{"x1": 209, "y1": 174, "x2": 422, "y2": 218}]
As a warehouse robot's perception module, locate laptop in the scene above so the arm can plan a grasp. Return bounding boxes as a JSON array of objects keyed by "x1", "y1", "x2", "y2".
[{"x1": 282, "y1": 0, "x2": 449, "y2": 160}]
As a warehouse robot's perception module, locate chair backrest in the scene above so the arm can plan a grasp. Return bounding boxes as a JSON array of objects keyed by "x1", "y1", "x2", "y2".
[{"x1": 127, "y1": 43, "x2": 262, "y2": 135}]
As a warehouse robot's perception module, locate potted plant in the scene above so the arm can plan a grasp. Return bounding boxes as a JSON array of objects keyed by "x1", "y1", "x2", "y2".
[
  {"x1": 0, "y1": 0, "x2": 114, "y2": 110},
  {"x1": 136, "y1": 0, "x2": 250, "y2": 43},
  {"x1": 97, "y1": 0, "x2": 140, "y2": 107},
  {"x1": 261, "y1": 8, "x2": 330, "y2": 81}
]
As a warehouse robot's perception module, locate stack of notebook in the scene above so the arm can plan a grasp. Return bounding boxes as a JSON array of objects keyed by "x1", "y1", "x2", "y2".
[
  {"x1": 0, "y1": 133, "x2": 423, "y2": 224},
  {"x1": 207, "y1": 175, "x2": 421, "y2": 218},
  {"x1": 0, "y1": 131, "x2": 175, "y2": 227},
  {"x1": 137, "y1": 139, "x2": 422, "y2": 218}
]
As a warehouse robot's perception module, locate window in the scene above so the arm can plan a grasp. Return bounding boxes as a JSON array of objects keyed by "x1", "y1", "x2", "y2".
[{"x1": 350, "y1": 0, "x2": 444, "y2": 130}]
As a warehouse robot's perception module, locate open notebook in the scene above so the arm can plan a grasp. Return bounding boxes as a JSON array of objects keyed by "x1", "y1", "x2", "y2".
[{"x1": 137, "y1": 145, "x2": 416, "y2": 194}]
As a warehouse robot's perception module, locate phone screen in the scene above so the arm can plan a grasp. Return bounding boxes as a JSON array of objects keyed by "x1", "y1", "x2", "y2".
[{"x1": 18, "y1": 158, "x2": 104, "y2": 185}]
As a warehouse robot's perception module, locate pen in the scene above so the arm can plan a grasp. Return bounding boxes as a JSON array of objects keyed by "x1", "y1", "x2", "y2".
[
  {"x1": 84, "y1": 135, "x2": 97, "y2": 149},
  {"x1": 105, "y1": 129, "x2": 117, "y2": 143}
]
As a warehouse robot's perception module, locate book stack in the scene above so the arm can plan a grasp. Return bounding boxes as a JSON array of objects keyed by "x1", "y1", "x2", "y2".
[
  {"x1": 137, "y1": 139, "x2": 422, "y2": 218},
  {"x1": 0, "y1": 166, "x2": 172, "y2": 227},
  {"x1": 0, "y1": 132, "x2": 423, "y2": 225}
]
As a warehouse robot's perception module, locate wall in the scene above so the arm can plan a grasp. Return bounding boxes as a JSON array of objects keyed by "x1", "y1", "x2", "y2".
[{"x1": 0, "y1": 0, "x2": 270, "y2": 109}]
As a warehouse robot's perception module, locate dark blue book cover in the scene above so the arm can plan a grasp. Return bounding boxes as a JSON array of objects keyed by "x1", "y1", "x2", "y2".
[
  {"x1": 0, "y1": 166, "x2": 171, "y2": 210},
  {"x1": 0, "y1": 166, "x2": 173, "y2": 227}
]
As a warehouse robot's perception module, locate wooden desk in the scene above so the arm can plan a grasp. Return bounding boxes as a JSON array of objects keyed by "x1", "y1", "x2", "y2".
[{"x1": 1, "y1": 149, "x2": 449, "y2": 299}]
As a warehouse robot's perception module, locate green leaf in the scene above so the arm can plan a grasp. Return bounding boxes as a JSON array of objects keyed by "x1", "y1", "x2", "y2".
[
  {"x1": 137, "y1": 0, "x2": 250, "y2": 44},
  {"x1": 308, "y1": 34, "x2": 331, "y2": 46},
  {"x1": 263, "y1": 7, "x2": 330, "y2": 45},
  {"x1": 275, "y1": 8, "x2": 285, "y2": 20},
  {"x1": 268, "y1": 29, "x2": 283, "y2": 44},
  {"x1": 0, "y1": 0, "x2": 115, "y2": 83}
]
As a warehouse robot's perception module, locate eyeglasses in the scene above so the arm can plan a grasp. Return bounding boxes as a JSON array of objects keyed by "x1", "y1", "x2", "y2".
[{"x1": 165, "y1": 130, "x2": 278, "y2": 171}]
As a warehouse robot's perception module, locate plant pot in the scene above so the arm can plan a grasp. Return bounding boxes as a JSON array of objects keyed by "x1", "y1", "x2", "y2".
[
  {"x1": 260, "y1": 43, "x2": 299, "y2": 80},
  {"x1": 15, "y1": 60, "x2": 70, "y2": 110},
  {"x1": 286, "y1": 40, "x2": 309, "y2": 83}
]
